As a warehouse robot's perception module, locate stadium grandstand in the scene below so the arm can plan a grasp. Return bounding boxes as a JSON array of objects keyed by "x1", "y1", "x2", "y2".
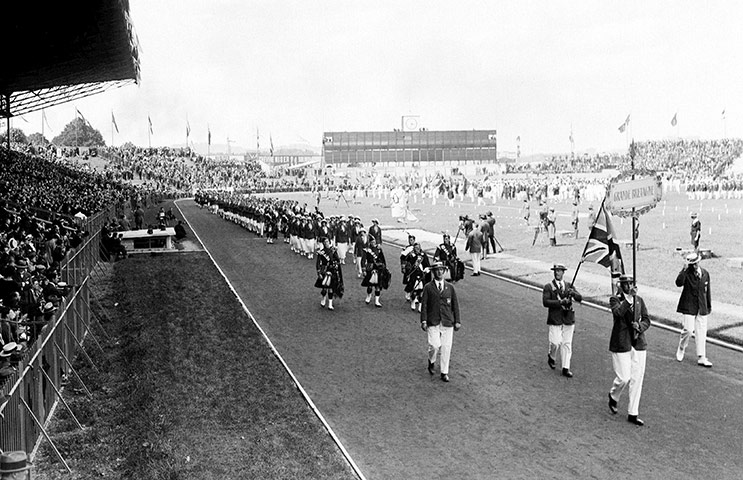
[
  {"x1": 0, "y1": 0, "x2": 141, "y2": 468},
  {"x1": 322, "y1": 129, "x2": 498, "y2": 166}
]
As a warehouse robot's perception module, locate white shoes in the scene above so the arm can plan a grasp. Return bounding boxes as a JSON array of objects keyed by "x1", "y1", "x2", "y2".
[
  {"x1": 375, "y1": 297, "x2": 382, "y2": 308},
  {"x1": 697, "y1": 357, "x2": 713, "y2": 368},
  {"x1": 320, "y1": 295, "x2": 327, "y2": 307},
  {"x1": 365, "y1": 293, "x2": 372, "y2": 304},
  {"x1": 676, "y1": 346, "x2": 685, "y2": 362},
  {"x1": 327, "y1": 300, "x2": 334, "y2": 310},
  {"x1": 410, "y1": 300, "x2": 417, "y2": 310},
  {"x1": 405, "y1": 292, "x2": 411, "y2": 301}
]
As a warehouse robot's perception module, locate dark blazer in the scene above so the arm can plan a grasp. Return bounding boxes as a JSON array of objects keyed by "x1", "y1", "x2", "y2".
[
  {"x1": 420, "y1": 280, "x2": 460, "y2": 328},
  {"x1": 609, "y1": 293, "x2": 651, "y2": 352},
  {"x1": 675, "y1": 267, "x2": 711, "y2": 316},
  {"x1": 542, "y1": 280, "x2": 582, "y2": 326}
]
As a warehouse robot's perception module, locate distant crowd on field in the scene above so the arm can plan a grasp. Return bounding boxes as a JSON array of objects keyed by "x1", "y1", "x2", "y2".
[
  {"x1": 98, "y1": 145, "x2": 313, "y2": 195},
  {"x1": 509, "y1": 138, "x2": 743, "y2": 179}
]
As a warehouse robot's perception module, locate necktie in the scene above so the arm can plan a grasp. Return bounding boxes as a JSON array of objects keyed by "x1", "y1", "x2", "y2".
[{"x1": 438, "y1": 282, "x2": 443, "y2": 293}]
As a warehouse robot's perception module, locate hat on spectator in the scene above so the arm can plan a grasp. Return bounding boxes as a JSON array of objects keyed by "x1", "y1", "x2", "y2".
[
  {"x1": 685, "y1": 252, "x2": 701, "y2": 265},
  {"x1": 549, "y1": 207, "x2": 555, "y2": 211},
  {"x1": 42, "y1": 302, "x2": 57, "y2": 315},
  {"x1": 550, "y1": 264, "x2": 567, "y2": 271},
  {"x1": 0, "y1": 451, "x2": 31, "y2": 473},
  {"x1": 0, "y1": 343, "x2": 21, "y2": 358},
  {"x1": 7, "y1": 238, "x2": 18, "y2": 250}
]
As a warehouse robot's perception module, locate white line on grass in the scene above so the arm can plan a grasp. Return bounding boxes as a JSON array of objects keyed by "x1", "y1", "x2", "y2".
[{"x1": 175, "y1": 199, "x2": 367, "y2": 480}]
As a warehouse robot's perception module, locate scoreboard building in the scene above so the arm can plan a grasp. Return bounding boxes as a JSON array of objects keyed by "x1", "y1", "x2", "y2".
[{"x1": 322, "y1": 130, "x2": 497, "y2": 167}]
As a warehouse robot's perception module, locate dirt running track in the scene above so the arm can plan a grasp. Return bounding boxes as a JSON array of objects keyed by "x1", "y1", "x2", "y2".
[{"x1": 178, "y1": 199, "x2": 743, "y2": 480}]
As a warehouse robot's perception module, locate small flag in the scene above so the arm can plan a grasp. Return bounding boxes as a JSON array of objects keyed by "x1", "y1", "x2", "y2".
[
  {"x1": 111, "y1": 112, "x2": 119, "y2": 133},
  {"x1": 671, "y1": 113, "x2": 677, "y2": 127},
  {"x1": 722, "y1": 109, "x2": 726, "y2": 120},
  {"x1": 270, "y1": 134, "x2": 274, "y2": 156},
  {"x1": 148, "y1": 115, "x2": 153, "y2": 135},
  {"x1": 42, "y1": 110, "x2": 52, "y2": 131},
  {"x1": 256, "y1": 127, "x2": 260, "y2": 152},
  {"x1": 76, "y1": 108, "x2": 92, "y2": 128},
  {"x1": 516, "y1": 135, "x2": 521, "y2": 142},
  {"x1": 581, "y1": 201, "x2": 624, "y2": 279},
  {"x1": 186, "y1": 120, "x2": 191, "y2": 138},
  {"x1": 618, "y1": 114, "x2": 630, "y2": 133},
  {"x1": 569, "y1": 132, "x2": 574, "y2": 143},
  {"x1": 208, "y1": 125, "x2": 211, "y2": 145}
]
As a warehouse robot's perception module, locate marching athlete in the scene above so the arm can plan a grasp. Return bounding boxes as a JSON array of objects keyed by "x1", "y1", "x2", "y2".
[
  {"x1": 360, "y1": 237, "x2": 391, "y2": 307},
  {"x1": 315, "y1": 237, "x2": 344, "y2": 310}
]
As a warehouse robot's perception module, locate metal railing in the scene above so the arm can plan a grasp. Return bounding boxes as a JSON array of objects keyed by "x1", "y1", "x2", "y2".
[{"x1": 0, "y1": 206, "x2": 113, "y2": 470}]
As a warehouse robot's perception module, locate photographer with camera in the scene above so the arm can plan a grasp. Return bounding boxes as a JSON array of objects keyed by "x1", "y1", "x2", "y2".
[
  {"x1": 608, "y1": 275, "x2": 651, "y2": 426},
  {"x1": 542, "y1": 264, "x2": 582, "y2": 378}
]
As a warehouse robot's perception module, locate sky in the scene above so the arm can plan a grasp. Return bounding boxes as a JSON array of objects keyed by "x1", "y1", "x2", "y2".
[{"x1": 11, "y1": 0, "x2": 743, "y2": 155}]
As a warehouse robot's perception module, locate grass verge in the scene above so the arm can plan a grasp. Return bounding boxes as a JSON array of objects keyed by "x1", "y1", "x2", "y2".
[{"x1": 33, "y1": 252, "x2": 356, "y2": 480}]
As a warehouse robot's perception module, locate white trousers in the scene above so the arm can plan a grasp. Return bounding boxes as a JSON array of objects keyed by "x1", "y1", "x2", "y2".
[
  {"x1": 679, "y1": 314, "x2": 708, "y2": 358},
  {"x1": 337, "y1": 242, "x2": 349, "y2": 262},
  {"x1": 548, "y1": 324, "x2": 574, "y2": 369},
  {"x1": 470, "y1": 252, "x2": 481, "y2": 273},
  {"x1": 609, "y1": 349, "x2": 647, "y2": 416},
  {"x1": 427, "y1": 324, "x2": 454, "y2": 375}
]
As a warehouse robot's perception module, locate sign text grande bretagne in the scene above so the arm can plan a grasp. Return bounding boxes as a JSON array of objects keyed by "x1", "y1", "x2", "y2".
[{"x1": 606, "y1": 175, "x2": 662, "y2": 216}]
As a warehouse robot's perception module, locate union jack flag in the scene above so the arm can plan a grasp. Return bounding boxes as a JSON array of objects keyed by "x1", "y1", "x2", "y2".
[{"x1": 582, "y1": 201, "x2": 624, "y2": 279}]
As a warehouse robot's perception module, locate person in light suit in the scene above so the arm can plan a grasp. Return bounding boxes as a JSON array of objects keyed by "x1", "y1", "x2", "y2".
[
  {"x1": 608, "y1": 275, "x2": 651, "y2": 426},
  {"x1": 420, "y1": 262, "x2": 461, "y2": 382},
  {"x1": 542, "y1": 264, "x2": 582, "y2": 377}
]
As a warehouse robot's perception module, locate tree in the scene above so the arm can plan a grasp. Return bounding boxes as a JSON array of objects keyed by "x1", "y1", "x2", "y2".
[
  {"x1": 27, "y1": 132, "x2": 51, "y2": 146},
  {"x1": 51, "y1": 117, "x2": 105, "y2": 147},
  {"x1": 0, "y1": 127, "x2": 28, "y2": 144}
]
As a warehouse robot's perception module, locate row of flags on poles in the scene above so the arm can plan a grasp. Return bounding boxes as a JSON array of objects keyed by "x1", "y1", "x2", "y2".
[
  {"x1": 106, "y1": 113, "x2": 275, "y2": 154},
  {"x1": 618, "y1": 109, "x2": 728, "y2": 133}
]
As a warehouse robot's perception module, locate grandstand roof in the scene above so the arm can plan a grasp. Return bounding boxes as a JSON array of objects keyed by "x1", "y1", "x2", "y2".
[{"x1": 0, "y1": 0, "x2": 140, "y2": 118}]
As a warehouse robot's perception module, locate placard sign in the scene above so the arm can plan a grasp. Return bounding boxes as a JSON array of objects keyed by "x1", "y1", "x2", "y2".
[{"x1": 606, "y1": 172, "x2": 663, "y2": 217}]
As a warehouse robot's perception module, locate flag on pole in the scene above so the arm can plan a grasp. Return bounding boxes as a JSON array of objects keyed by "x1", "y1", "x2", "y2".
[
  {"x1": 516, "y1": 135, "x2": 520, "y2": 142},
  {"x1": 256, "y1": 127, "x2": 260, "y2": 152},
  {"x1": 42, "y1": 110, "x2": 52, "y2": 131},
  {"x1": 618, "y1": 114, "x2": 630, "y2": 133},
  {"x1": 186, "y1": 120, "x2": 191, "y2": 138},
  {"x1": 581, "y1": 201, "x2": 624, "y2": 281},
  {"x1": 671, "y1": 113, "x2": 677, "y2": 127},
  {"x1": 207, "y1": 125, "x2": 211, "y2": 145},
  {"x1": 569, "y1": 132, "x2": 574, "y2": 143},
  {"x1": 76, "y1": 108, "x2": 92, "y2": 128},
  {"x1": 721, "y1": 109, "x2": 726, "y2": 120},
  {"x1": 270, "y1": 134, "x2": 274, "y2": 156},
  {"x1": 111, "y1": 112, "x2": 119, "y2": 133},
  {"x1": 148, "y1": 115, "x2": 153, "y2": 135}
]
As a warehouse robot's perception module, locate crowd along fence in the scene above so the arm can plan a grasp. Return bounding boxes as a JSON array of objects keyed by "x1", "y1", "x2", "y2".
[{"x1": 0, "y1": 205, "x2": 115, "y2": 472}]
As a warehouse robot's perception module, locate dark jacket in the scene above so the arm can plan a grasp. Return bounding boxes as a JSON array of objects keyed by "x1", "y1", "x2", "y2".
[
  {"x1": 543, "y1": 279, "x2": 582, "y2": 326},
  {"x1": 420, "y1": 280, "x2": 460, "y2": 328},
  {"x1": 675, "y1": 266, "x2": 711, "y2": 316},
  {"x1": 609, "y1": 293, "x2": 651, "y2": 352}
]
